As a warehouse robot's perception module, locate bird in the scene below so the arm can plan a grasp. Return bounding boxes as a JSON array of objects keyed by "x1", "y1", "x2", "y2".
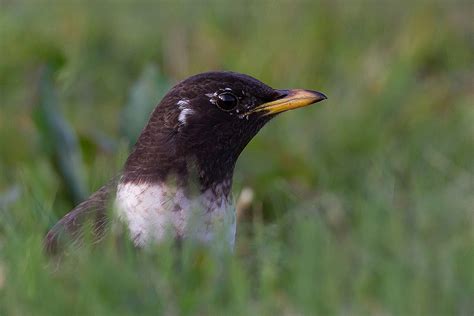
[{"x1": 44, "y1": 71, "x2": 327, "y2": 253}]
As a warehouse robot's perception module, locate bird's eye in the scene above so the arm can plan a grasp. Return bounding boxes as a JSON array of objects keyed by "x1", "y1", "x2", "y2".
[{"x1": 216, "y1": 92, "x2": 238, "y2": 111}]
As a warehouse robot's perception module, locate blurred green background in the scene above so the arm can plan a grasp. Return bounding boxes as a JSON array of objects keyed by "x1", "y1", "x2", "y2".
[{"x1": 1, "y1": 1, "x2": 473, "y2": 315}]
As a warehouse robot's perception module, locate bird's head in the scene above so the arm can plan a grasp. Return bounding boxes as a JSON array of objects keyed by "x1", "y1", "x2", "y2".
[{"x1": 122, "y1": 71, "x2": 326, "y2": 193}]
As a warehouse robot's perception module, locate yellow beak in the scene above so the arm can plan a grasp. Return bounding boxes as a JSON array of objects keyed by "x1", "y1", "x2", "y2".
[{"x1": 250, "y1": 89, "x2": 327, "y2": 116}]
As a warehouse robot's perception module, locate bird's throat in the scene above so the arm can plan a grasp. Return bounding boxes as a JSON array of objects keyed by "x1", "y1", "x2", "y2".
[{"x1": 121, "y1": 128, "x2": 238, "y2": 197}]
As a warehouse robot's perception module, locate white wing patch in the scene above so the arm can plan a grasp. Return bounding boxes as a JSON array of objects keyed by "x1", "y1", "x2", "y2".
[{"x1": 177, "y1": 99, "x2": 194, "y2": 125}]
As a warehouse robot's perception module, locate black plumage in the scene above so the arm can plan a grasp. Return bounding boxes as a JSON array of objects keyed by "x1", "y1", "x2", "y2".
[{"x1": 45, "y1": 71, "x2": 326, "y2": 253}]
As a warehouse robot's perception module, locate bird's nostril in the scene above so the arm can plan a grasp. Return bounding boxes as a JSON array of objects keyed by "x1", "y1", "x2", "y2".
[{"x1": 274, "y1": 89, "x2": 289, "y2": 100}]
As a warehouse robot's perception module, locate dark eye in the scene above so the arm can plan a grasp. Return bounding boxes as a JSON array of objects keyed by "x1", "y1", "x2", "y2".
[{"x1": 216, "y1": 92, "x2": 238, "y2": 111}]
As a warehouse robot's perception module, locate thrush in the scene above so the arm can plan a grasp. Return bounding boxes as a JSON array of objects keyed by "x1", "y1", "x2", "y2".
[{"x1": 44, "y1": 71, "x2": 326, "y2": 253}]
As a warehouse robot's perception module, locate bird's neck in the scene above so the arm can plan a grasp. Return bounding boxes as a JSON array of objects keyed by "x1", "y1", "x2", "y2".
[{"x1": 120, "y1": 128, "x2": 236, "y2": 197}]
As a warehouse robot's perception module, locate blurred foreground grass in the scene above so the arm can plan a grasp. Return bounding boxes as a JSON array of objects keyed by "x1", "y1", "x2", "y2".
[{"x1": 0, "y1": 1, "x2": 473, "y2": 315}]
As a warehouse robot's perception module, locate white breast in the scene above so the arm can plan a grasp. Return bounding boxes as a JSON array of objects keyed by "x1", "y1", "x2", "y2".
[{"x1": 114, "y1": 181, "x2": 236, "y2": 248}]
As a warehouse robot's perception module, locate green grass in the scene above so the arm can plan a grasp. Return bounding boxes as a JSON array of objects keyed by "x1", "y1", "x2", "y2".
[{"x1": 1, "y1": 1, "x2": 473, "y2": 315}]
